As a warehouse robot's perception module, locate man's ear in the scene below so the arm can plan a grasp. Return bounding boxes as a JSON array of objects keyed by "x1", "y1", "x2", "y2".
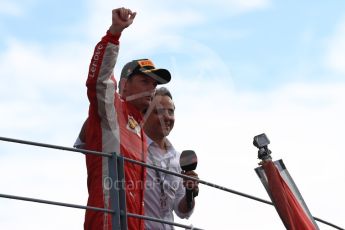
[{"x1": 119, "y1": 78, "x2": 128, "y2": 96}]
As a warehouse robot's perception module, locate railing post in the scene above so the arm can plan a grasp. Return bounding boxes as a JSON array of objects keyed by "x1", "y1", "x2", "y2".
[
  {"x1": 117, "y1": 154, "x2": 128, "y2": 230},
  {"x1": 109, "y1": 152, "x2": 121, "y2": 230},
  {"x1": 108, "y1": 152, "x2": 128, "y2": 230}
]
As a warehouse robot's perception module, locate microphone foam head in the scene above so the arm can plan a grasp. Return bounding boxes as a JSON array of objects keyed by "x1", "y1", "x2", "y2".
[{"x1": 180, "y1": 150, "x2": 197, "y2": 171}]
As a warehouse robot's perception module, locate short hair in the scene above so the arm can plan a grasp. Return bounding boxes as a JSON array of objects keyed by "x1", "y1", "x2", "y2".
[
  {"x1": 155, "y1": 87, "x2": 172, "y2": 99},
  {"x1": 142, "y1": 87, "x2": 174, "y2": 115}
]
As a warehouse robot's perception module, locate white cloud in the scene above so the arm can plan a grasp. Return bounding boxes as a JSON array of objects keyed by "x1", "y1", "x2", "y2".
[
  {"x1": 184, "y1": 0, "x2": 271, "y2": 14},
  {"x1": 0, "y1": 38, "x2": 90, "y2": 143},
  {"x1": 324, "y1": 16, "x2": 345, "y2": 75},
  {"x1": 0, "y1": 1, "x2": 24, "y2": 17},
  {"x1": 0, "y1": 39, "x2": 90, "y2": 86},
  {"x1": 169, "y1": 80, "x2": 345, "y2": 229},
  {"x1": 83, "y1": 0, "x2": 270, "y2": 51},
  {"x1": 0, "y1": 147, "x2": 86, "y2": 230},
  {"x1": 0, "y1": 0, "x2": 39, "y2": 17},
  {"x1": 83, "y1": 0, "x2": 204, "y2": 43}
]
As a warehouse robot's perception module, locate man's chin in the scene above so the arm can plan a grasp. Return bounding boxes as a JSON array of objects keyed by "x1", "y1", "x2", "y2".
[{"x1": 163, "y1": 129, "x2": 171, "y2": 137}]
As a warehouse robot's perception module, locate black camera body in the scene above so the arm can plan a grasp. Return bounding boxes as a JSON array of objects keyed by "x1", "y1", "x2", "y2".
[{"x1": 253, "y1": 133, "x2": 272, "y2": 160}]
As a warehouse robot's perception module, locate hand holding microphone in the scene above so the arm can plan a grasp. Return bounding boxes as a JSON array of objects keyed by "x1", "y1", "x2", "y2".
[{"x1": 180, "y1": 150, "x2": 199, "y2": 209}]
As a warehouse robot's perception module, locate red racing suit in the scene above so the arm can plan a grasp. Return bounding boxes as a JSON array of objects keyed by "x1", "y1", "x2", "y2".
[{"x1": 84, "y1": 31, "x2": 147, "y2": 230}]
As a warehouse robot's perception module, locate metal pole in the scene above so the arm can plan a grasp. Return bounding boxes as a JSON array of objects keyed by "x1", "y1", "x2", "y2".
[
  {"x1": 109, "y1": 152, "x2": 121, "y2": 230},
  {"x1": 0, "y1": 192, "x2": 206, "y2": 230},
  {"x1": 0, "y1": 136, "x2": 343, "y2": 230},
  {"x1": 0, "y1": 136, "x2": 111, "y2": 157},
  {"x1": 124, "y1": 157, "x2": 272, "y2": 205},
  {"x1": 124, "y1": 157, "x2": 345, "y2": 230},
  {"x1": 0, "y1": 193, "x2": 114, "y2": 213},
  {"x1": 117, "y1": 154, "x2": 128, "y2": 230}
]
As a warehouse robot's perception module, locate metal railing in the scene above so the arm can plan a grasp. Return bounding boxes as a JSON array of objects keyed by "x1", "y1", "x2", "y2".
[{"x1": 0, "y1": 136, "x2": 344, "y2": 230}]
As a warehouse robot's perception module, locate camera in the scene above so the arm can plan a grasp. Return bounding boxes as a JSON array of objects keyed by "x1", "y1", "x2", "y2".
[
  {"x1": 253, "y1": 133, "x2": 270, "y2": 148},
  {"x1": 253, "y1": 133, "x2": 272, "y2": 160}
]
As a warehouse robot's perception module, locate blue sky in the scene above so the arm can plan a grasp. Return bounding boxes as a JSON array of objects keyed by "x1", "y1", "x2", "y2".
[
  {"x1": 1, "y1": 0, "x2": 344, "y2": 90},
  {"x1": 0, "y1": 0, "x2": 344, "y2": 229}
]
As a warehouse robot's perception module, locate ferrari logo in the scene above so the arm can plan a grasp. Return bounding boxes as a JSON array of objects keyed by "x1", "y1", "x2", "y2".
[{"x1": 127, "y1": 115, "x2": 141, "y2": 137}]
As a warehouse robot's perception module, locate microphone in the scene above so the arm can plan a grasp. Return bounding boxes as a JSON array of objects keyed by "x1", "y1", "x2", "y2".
[{"x1": 180, "y1": 150, "x2": 198, "y2": 209}]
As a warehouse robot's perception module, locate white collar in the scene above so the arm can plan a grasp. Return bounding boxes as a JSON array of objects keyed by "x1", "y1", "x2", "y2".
[
  {"x1": 145, "y1": 135, "x2": 176, "y2": 159},
  {"x1": 146, "y1": 135, "x2": 155, "y2": 147}
]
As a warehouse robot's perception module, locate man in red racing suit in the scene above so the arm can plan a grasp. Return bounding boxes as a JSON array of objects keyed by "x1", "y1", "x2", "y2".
[{"x1": 83, "y1": 8, "x2": 171, "y2": 230}]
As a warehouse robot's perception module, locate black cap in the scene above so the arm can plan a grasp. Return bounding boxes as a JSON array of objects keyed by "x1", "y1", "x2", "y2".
[{"x1": 120, "y1": 59, "x2": 171, "y2": 84}]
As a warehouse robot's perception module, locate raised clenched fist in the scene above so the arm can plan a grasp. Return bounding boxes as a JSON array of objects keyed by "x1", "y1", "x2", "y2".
[{"x1": 109, "y1": 7, "x2": 137, "y2": 34}]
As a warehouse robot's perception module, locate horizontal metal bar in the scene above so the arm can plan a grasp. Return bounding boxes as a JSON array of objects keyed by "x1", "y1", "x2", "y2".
[
  {"x1": 0, "y1": 136, "x2": 111, "y2": 157},
  {"x1": 0, "y1": 193, "x2": 203, "y2": 229},
  {"x1": 127, "y1": 213, "x2": 203, "y2": 230},
  {"x1": 1, "y1": 136, "x2": 343, "y2": 230},
  {"x1": 124, "y1": 157, "x2": 344, "y2": 230},
  {"x1": 0, "y1": 193, "x2": 114, "y2": 213},
  {"x1": 124, "y1": 157, "x2": 272, "y2": 205},
  {"x1": 314, "y1": 217, "x2": 344, "y2": 230}
]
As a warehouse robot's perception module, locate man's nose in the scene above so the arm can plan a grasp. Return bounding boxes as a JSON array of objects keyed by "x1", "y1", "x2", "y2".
[{"x1": 162, "y1": 111, "x2": 173, "y2": 120}]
